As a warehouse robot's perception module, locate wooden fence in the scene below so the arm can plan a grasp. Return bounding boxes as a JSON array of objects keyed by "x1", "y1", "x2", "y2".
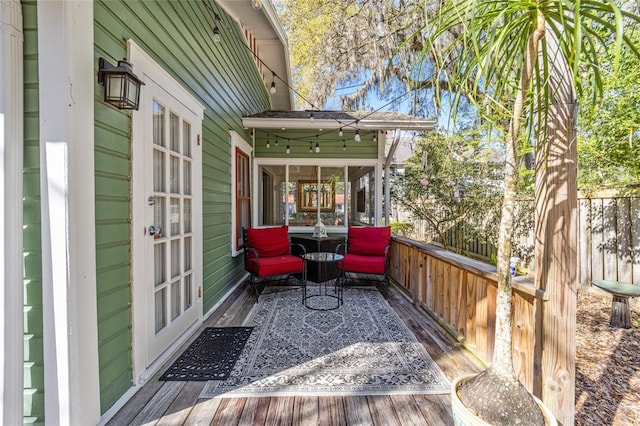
[
  {"x1": 408, "y1": 190, "x2": 640, "y2": 287},
  {"x1": 389, "y1": 235, "x2": 546, "y2": 402}
]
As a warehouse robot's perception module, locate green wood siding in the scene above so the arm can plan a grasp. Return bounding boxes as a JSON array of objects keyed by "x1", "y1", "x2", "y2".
[
  {"x1": 94, "y1": 0, "x2": 270, "y2": 413},
  {"x1": 22, "y1": 1, "x2": 44, "y2": 425},
  {"x1": 254, "y1": 130, "x2": 378, "y2": 158}
]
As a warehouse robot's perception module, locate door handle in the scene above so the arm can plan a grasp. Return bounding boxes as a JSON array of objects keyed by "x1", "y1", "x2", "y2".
[{"x1": 148, "y1": 225, "x2": 162, "y2": 238}]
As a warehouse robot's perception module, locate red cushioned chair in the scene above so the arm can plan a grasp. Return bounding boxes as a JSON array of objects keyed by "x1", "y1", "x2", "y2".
[
  {"x1": 243, "y1": 226, "x2": 306, "y2": 302},
  {"x1": 336, "y1": 226, "x2": 391, "y2": 294}
]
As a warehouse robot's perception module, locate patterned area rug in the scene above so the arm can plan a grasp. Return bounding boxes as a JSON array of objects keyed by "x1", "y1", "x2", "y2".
[
  {"x1": 160, "y1": 327, "x2": 253, "y2": 381},
  {"x1": 200, "y1": 288, "x2": 450, "y2": 398}
]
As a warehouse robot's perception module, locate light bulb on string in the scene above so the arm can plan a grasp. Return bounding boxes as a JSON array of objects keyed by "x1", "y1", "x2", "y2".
[
  {"x1": 315, "y1": 142, "x2": 320, "y2": 153},
  {"x1": 354, "y1": 129, "x2": 361, "y2": 142},
  {"x1": 270, "y1": 72, "x2": 277, "y2": 94},
  {"x1": 275, "y1": 136, "x2": 279, "y2": 147},
  {"x1": 286, "y1": 145, "x2": 290, "y2": 154},
  {"x1": 213, "y1": 26, "x2": 221, "y2": 43},
  {"x1": 338, "y1": 128, "x2": 343, "y2": 137},
  {"x1": 342, "y1": 140, "x2": 346, "y2": 151},
  {"x1": 266, "y1": 137, "x2": 270, "y2": 148}
]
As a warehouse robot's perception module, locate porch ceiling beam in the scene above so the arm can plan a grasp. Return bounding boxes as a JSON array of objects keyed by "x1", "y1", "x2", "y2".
[{"x1": 242, "y1": 117, "x2": 435, "y2": 131}]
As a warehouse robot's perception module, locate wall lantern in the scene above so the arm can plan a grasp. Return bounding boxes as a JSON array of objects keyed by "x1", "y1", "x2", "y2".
[{"x1": 97, "y1": 58, "x2": 145, "y2": 110}]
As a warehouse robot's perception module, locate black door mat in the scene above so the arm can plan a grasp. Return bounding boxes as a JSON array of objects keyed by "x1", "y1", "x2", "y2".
[{"x1": 159, "y1": 327, "x2": 253, "y2": 381}]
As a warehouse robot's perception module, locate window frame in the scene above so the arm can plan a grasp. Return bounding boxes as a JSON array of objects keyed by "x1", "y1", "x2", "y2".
[
  {"x1": 230, "y1": 131, "x2": 253, "y2": 256},
  {"x1": 252, "y1": 157, "x2": 383, "y2": 233}
]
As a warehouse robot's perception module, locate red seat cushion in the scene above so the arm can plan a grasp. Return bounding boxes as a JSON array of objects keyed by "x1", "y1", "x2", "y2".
[
  {"x1": 348, "y1": 226, "x2": 391, "y2": 257},
  {"x1": 246, "y1": 226, "x2": 290, "y2": 258},
  {"x1": 337, "y1": 254, "x2": 387, "y2": 275},
  {"x1": 247, "y1": 254, "x2": 303, "y2": 277}
]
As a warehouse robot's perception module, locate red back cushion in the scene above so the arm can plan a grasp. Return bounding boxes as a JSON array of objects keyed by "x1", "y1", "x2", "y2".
[
  {"x1": 246, "y1": 226, "x2": 290, "y2": 258},
  {"x1": 348, "y1": 226, "x2": 391, "y2": 256}
]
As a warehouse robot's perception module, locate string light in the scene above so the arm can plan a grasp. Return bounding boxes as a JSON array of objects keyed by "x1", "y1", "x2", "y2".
[
  {"x1": 266, "y1": 136, "x2": 270, "y2": 148},
  {"x1": 286, "y1": 144, "x2": 290, "y2": 154},
  {"x1": 339, "y1": 127, "x2": 343, "y2": 137},
  {"x1": 315, "y1": 142, "x2": 320, "y2": 153},
  {"x1": 212, "y1": 13, "x2": 221, "y2": 43},
  {"x1": 342, "y1": 140, "x2": 346, "y2": 151},
  {"x1": 270, "y1": 72, "x2": 277, "y2": 94},
  {"x1": 354, "y1": 129, "x2": 361, "y2": 142},
  {"x1": 205, "y1": 0, "x2": 417, "y2": 133},
  {"x1": 275, "y1": 136, "x2": 279, "y2": 146}
]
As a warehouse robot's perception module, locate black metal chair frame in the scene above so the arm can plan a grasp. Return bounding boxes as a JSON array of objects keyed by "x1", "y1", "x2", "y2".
[
  {"x1": 242, "y1": 227, "x2": 306, "y2": 302},
  {"x1": 335, "y1": 242, "x2": 391, "y2": 295}
]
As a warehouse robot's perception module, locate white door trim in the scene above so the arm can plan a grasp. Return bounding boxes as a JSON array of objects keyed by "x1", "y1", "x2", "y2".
[{"x1": 129, "y1": 40, "x2": 204, "y2": 383}]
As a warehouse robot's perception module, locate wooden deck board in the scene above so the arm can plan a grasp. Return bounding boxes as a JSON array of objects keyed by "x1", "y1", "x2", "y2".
[
  {"x1": 128, "y1": 381, "x2": 186, "y2": 426},
  {"x1": 292, "y1": 396, "x2": 319, "y2": 426},
  {"x1": 343, "y1": 396, "x2": 373, "y2": 425},
  {"x1": 154, "y1": 382, "x2": 206, "y2": 426},
  {"x1": 107, "y1": 284, "x2": 481, "y2": 425}
]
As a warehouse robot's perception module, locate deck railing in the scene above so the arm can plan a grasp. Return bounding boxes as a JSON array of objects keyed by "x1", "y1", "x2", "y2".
[{"x1": 390, "y1": 235, "x2": 545, "y2": 394}]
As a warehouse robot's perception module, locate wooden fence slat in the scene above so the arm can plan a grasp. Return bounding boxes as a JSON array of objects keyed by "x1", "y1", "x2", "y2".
[
  {"x1": 603, "y1": 198, "x2": 618, "y2": 281},
  {"x1": 465, "y1": 273, "x2": 478, "y2": 351},
  {"x1": 633, "y1": 198, "x2": 640, "y2": 286},
  {"x1": 617, "y1": 198, "x2": 632, "y2": 283},
  {"x1": 512, "y1": 292, "x2": 535, "y2": 391},
  {"x1": 591, "y1": 198, "x2": 604, "y2": 281},
  {"x1": 426, "y1": 255, "x2": 433, "y2": 308},
  {"x1": 578, "y1": 199, "x2": 592, "y2": 288},
  {"x1": 475, "y1": 278, "x2": 489, "y2": 360}
]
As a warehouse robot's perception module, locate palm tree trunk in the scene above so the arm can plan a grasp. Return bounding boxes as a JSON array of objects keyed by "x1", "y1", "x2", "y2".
[{"x1": 491, "y1": 13, "x2": 546, "y2": 379}]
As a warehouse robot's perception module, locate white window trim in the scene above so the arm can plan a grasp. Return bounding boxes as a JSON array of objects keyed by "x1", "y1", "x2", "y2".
[{"x1": 231, "y1": 130, "x2": 253, "y2": 257}]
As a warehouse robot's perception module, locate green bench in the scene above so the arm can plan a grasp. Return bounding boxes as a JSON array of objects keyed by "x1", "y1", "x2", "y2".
[{"x1": 592, "y1": 280, "x2": 640, "y2": 328}]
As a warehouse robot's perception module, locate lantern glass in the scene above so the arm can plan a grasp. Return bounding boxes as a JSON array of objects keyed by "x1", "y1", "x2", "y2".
[{"x1": 99, "y1": 58, "x2": 144, "y2": 110}]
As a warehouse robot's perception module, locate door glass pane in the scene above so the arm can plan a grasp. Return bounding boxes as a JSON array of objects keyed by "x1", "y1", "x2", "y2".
[
  {"x1": 155, "y1": 289, "x2": 166, "y2": 333},
  {"x1": 183, "y1": 121, "x2": 191, "y2": 158},
  {"x1": 170, "y1": 198, "x2": 180, "y2": 236},
  {"x1": 184, "y1": 274, "x2": 192, "y2": 310},
  {"x1": 153, "y1": 149, "x2": 165, "y2": 192},
  {"x1": 287, "y1": 165, "x2": 316, "y2": 226},
  {"x1": 171, "y1": 239, "x2": 180, "y2": 278},
  {"x1": 320, "y1": 167, "x2": 344, "y2": 226},
  {"x1": 258, "y1": 165, "x2": 286, "y2": 226},
  {"x1": 154, "y1": 243, "x2": 166, "y2": 286},
  {"x1": 184, "y1": 236, "x2": 192, "y2": 271},
  {"x1": 183, "y1": 160, "x2": 191, "y2": 195},
  {"x1": 170, "y1": 112, "x2": 180, "y2": 152},
  {"x1": 171, "y1": 281, "x2": 181, "y2": 321},
  {"x1": 170, "y1": 155, "x2": 180, "y2": 194},
  {"x1": 153, "y1": 101, "x2": 165, "y2": 147},
  {"x1": 154, "y1": 197, "x2": 165, "y2": 238},
  {"x1": 184, "y1": 199, "x2": 191, "y2": 233}
]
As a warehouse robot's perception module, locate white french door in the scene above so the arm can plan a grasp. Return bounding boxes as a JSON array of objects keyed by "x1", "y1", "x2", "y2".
[
  {"x1": 145, "y1": 93, "x2": 200, "y2": 362},
  {"x1": 129, "y1": 40, "x2": 204, "y2": 377}
]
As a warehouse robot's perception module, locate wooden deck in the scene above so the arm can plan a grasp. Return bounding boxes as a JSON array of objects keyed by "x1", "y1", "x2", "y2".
[{"x1": 106, "y1": 283, "x2": 482, "y2": 425}]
